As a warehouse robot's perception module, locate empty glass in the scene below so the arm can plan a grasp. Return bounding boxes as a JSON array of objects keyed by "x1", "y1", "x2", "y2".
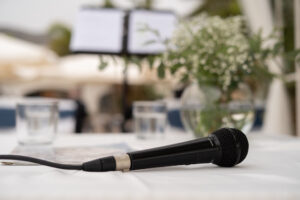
[
  {"x1": 16, "y1": 98, "x2": 58, "y2": 145},
  {"x1": 133, "y1": 101, "x2": 167, "y2": 139}
]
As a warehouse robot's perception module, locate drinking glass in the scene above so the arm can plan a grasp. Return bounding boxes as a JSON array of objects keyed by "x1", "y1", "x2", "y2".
[
  {"x1": 16, "y1": 98, "x2": 58, "y2": 145},
  {"x1": 133, "y1": 101, "x2": 167, "y2": 139}
]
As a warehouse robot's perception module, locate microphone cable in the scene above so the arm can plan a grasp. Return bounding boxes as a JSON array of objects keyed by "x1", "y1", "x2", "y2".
[
  {"x1": 0, "y1": 154, "x2": 82, "y2": 170},
  {"x1": 0, "y1": 128, "x2": 249, "y2": 172}
]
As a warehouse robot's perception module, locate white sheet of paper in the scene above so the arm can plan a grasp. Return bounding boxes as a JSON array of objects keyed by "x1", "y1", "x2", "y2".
[
  {"x1": 128, "y1": 10, "x2": 177, "y2": 54},
  {"x1": 6, "y1": 143, "x2": 131, "y2": 165},
  {"x1": 70, "y1": 9, "x2": 125, "y2": 53}
]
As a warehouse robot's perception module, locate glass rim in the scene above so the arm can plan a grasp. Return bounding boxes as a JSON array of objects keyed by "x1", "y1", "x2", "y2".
[
  {"x1": 16, "y1": 97, "x2": 59, "y2": 106},
  {"x1": 133, "y1": 100, "x2": 166, "y2": 107}
]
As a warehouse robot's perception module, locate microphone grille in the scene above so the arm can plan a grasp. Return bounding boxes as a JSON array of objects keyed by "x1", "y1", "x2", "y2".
[
  {"x1": 230, "y1": 128, "x2": 249, "y2": 163},
  {"x1": 212, "y1": 128, "x2": 249, "y2": 167}
]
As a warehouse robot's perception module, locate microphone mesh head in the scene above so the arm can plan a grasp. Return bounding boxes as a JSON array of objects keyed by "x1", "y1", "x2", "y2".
[{"x1": 212, "y1": 128, "x2": 249, "y2": 167}]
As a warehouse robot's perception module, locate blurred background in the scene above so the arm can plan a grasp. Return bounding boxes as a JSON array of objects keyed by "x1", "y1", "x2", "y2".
[{"x1": 0, "y1": 0, "x2": 298, "y2": 136}]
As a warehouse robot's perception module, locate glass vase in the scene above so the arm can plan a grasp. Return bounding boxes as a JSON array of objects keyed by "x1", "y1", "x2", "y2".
[{"x1": 180, "y1": 82, "x2": 255, "y2": 137}]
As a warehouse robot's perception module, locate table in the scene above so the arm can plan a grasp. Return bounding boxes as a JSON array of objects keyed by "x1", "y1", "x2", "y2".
[{"x1": 0, "y1": 132, "x2": 300, "y2": 200}]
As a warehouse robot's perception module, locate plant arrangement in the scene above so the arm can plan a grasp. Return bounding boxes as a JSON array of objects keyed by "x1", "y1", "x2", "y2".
[
  {"x1": 154, "y1": 14, "x2": 285, "y2": 97},
  {"x1": 145, "y1": 14, "x2": 299, "y2": 136}
]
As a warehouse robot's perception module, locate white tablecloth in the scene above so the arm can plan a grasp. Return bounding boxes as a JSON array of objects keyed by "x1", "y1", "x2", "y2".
[{"x1": 0, "y1": 132, "x2": 300, "y2": 200}]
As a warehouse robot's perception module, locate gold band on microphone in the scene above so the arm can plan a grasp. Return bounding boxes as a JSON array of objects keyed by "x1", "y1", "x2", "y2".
[{"x1": 114, "y1": 154, "x2": 131, "y2": 172}]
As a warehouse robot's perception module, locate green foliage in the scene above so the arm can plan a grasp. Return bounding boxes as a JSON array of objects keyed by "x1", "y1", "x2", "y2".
[
  {"x1": 282, "y1": 0, "x2": 295, "y2": 74},
  {"x1": 152, "y1": 14, "x2": 299, "y2": 98},
  {"x1": 98, "y1": 56, "x2": 108, "y2": 70},
  {"x1": 103, "y1": 0, "x2": 115, "y2": 8},
  {"x1": 194, "y1": 105, "x2": 251, "y2": 136},
  {"x1": 47, "y1": 23, "x2": 71, "y2": 56},
  {"x1": 132, "y1": 0, "x2": 154, "y2": 10},
  {"x1": 190, "y1": 0, "x2": 242, "y2": 17},
  {"x1": 157, "y1": 62, "x2": 165, "y2": 78}
]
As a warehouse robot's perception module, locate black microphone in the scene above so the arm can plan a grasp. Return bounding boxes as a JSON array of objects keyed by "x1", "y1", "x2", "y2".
[
  {"x1": 0, "y1": 128, "x2": 248, "y2": 172},
  {"x1": 82, "y1": 128, "x2": 249, "y2": 172}
]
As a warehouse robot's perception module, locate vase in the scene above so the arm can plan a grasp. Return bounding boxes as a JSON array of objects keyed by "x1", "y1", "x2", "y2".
[{"x1": 180, "y1": 82, "x2": 255, "y2": 137}]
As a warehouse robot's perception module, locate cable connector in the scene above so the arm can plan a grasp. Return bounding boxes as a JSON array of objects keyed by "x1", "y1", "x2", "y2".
[{"x1": 82, "y1": 156, "x2": 116, "y2": 172}]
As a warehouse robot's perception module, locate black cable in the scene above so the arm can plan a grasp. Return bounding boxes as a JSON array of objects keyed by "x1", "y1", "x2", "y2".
[{"x1": 0, "y1": 155, "x2": 82, "y2": 170}]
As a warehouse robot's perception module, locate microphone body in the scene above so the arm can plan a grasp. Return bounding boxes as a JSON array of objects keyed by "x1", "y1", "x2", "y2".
[
  {"x1": 0, "y1": 128, "x2": 248, "y2": 172},
  {"x1": 127, "y1": 136, "x2": 220, "y2": 170},
  {"x1": 82, "y1": 128, "x2": 248, "y2": 172}
]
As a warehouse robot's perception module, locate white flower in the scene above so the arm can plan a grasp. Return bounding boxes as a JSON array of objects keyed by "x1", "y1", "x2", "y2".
[{"x1": 163, "y1": 14, "x2": 256, "y2": 90}]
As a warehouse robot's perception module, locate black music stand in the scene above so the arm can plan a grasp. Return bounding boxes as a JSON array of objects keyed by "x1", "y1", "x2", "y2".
[{"x1": 70, "y1": 8, "x2": 176, "y2": 132}]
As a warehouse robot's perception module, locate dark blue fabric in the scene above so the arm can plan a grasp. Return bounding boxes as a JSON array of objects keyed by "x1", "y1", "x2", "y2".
[
  {"x1": 252, "y1": 107, "x2": 265, "y2": 130},
  {"x1": 59, "y1": 111, "x2": 76, "y2": 118},
  {"x1": 0, "y1": 109, "x2": 76, "y2": 129},
  {"x1": 168, "y1": 109, "x2": 184, "y2": 129},
  {"x1": 0, "y1": 109, "x2": 16, "y2": 128}
]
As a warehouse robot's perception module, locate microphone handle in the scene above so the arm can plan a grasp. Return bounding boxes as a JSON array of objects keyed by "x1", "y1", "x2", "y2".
[
  {"x1": 128, "y1": 148, "x2": 219, "y2": 170},
  {"x1": 128, "y1": 136, "x2": 221, "y2": 170},
  {"x1": 82, "y1": 136, "x2": 221, "y2": 172}
]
